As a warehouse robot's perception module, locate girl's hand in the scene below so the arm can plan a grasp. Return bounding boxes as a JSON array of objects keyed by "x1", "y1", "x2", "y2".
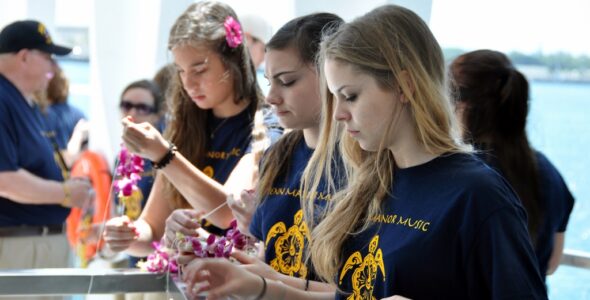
[
  {"x1": 228, "y1": 190, "x2": 257, "y2": 236},
  {"x1": 164, "y1": 209, "x2": 203, "y2": 248},
  {"x1": 121, "y1": 117, "x2": 168, "y2": 162},
  {"x1": 182, "y1": 258, "x2": 264, "y2": 300},
  {"x1": 231, "y1": 250, "x2": 281, "y2": 281},
  {"x1": 102, "y1": 216, "x2": 138, "y2": 252}
]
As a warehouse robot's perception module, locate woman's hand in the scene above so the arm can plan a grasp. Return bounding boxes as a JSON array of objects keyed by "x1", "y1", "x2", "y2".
[
  {"x1": 164, "y1": 209, "x2": 202, "y2": 248},
  {"x1": 228, "y1": 190, "x2": 257, "y2": 236},
  {"x1": 183, "y1": 258, "x2": 265, "y2": 300},
  {"x1": 121, "y1": 116, "x2": 168, "y2": 162},
  {"x1": 102, "y1": 215, "x2": 138, "y2": 252},
  {"x1": 231, "y1": 250, "x2": 281, "y2": 281}
]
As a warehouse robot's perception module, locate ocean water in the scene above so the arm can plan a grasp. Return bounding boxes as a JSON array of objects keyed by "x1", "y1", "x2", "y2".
[
  {"x1": 528, "y1": 81, "x2": 590, "y2": 299},
  {"x1": 58, "y1": 60, "x2": 590, "y2": 298}
]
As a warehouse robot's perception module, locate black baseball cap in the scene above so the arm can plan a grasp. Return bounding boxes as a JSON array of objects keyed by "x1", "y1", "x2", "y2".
[{"x1": 0, "y1": 20, "x2": 72, "y2": 56}]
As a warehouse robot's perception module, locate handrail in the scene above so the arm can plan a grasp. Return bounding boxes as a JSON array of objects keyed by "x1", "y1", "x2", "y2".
[
  {"x1": 0, "y1": 268, "x2": 189, "y2": 298},
  {"x1": 561, "y1": 248, "x2": 590, "y2": 270},
  {"x1": 0, "y1": 250, "x2": 586, "y2": 297}
]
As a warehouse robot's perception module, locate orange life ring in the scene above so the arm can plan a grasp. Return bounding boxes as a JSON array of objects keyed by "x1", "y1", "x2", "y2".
[{"x1": 66, "y1": 150, "x2": 112, "y2": 266}]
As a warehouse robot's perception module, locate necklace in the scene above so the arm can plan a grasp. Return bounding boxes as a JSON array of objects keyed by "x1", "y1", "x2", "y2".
[{"x1": 210, "y1": 118, "x2": 229, "y2": 139}]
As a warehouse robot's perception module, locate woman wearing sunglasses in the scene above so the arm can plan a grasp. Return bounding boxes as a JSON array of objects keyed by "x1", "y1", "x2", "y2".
[
  {"x1": 116, "y1": 79, "x2": 164, "y2": 267},
  {"x1": 119, "y1": 80, "x2": 164, "y2": 131}
]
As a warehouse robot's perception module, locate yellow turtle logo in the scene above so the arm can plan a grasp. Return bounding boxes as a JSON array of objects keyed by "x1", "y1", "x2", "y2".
[
  {"x1": 266, "y1": 209, "x2": 308, "y2": 278},
  {"x1": 339, "y1": 235, "x2": 386, "y2": 300}
]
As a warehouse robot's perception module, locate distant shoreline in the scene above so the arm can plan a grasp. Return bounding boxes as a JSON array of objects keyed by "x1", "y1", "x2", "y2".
[{"x1": 531, "y1": 79, "x2": 590, "y2": 85}]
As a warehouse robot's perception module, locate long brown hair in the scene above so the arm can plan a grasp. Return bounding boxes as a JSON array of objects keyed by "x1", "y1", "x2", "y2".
[
  {"x1": 164, "y1": 1, "x2": 262, "y2": 209},
  {"x1": 450, "y1": 49, "x2": 542, "y2": 242},
  {"x1": 256, "y1": 13, "x2": 343, "y2": 201},
  {"x1": 301, "y1": 5, "x2": 469, "y2": 283}
]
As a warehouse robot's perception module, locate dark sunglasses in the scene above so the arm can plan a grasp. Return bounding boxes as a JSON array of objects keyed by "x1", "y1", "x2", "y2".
[{"x1": 119, "y1": 100, "x2": 156, "y2": 115}]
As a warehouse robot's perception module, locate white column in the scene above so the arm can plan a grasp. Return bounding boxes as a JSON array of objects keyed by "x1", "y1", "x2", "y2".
[
  {"x1": 26, "y1": 0, "x2": 56, "y2": 29},
  {"x1": 154, "y1": 0, "x2": 193, "y2": 69},
  {"x1": 0, "y1": 0, "x2": 27, "y2": 28},
  {"x1": 88, "y1": 0, "x2": 162, "y2": 164}
]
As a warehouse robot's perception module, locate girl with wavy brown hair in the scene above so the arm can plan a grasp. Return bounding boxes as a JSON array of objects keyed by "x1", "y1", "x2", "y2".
[{"x1": 103, "y1": 1, "x2": 271, "y2": 258}]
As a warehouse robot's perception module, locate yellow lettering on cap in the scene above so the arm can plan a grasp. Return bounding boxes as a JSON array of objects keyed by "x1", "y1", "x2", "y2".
[{"x1": 37, "y1": 23, "x2": 52, "y2": 44}]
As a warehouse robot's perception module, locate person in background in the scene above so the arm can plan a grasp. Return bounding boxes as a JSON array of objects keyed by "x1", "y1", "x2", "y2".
[
  {"x1": 240, "y1": 14, "x2": 273, "y2": 70},
  {"x1": 103, "y1": 1, "x2": 273, "y2": 259},
  {"x1": 180, "y1": 5, "x2": 547, "y2": 299},
  {"x1": 0, "y1": 20, "x2": 92, "y2": 273},
  {"x1": 449, "y1": 49, "x2": 575, "y2": 279},
  {"x1": 42, "y1": 62, "x2": 88, "y2": 169},
  {"x1": 152, "y1": 63, "x2": 175, "y2": 128},
  {"x1": 241, "y1": 14, "x2": 283, "y2": 144},
  {"x1": 116, "y1": 79, "x2": 165, "y2": 267}
]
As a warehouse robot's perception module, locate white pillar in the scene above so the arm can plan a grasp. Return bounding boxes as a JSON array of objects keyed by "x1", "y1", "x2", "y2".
[
  {"x1": 154, "y1": 0, "x2": 193, "y2": 70},
  {"x1": 0, "y1": 0, "x2": 27, "y2": 28},
  {"x1": 88, "y1": 0, "x2": 162, "y2": 164},
  {"x1": 26, "y1": 0, "x2": 56, "y2": 29}
]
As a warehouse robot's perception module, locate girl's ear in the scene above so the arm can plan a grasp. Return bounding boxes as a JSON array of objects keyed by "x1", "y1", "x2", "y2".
[{"x1": 397, "y1": 70, "x2": 414, "y2": 104}]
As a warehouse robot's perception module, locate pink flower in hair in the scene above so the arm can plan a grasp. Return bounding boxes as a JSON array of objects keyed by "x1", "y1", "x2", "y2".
[{"x1": 224, "y1": 16, "x2": 242, "y2": 48}]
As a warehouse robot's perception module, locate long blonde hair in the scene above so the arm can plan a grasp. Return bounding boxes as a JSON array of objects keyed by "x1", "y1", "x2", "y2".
[
  {"x1": 301, "y1": 5, "x2": 469, "y2": 283},
  {"x1": 164, "y1": 1, "x2": 263, "y2": 209}
]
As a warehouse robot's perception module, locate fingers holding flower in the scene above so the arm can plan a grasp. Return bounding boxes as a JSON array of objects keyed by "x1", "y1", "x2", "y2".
[
  {"x1": 121, "y1": 117, "x2": 168, "y2": 161},
  {"x1": 165, "y1": 209, "x2": 203, "y2": 248}
]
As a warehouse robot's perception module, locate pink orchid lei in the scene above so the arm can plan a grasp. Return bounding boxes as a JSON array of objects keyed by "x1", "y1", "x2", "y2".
[
  {"x1": 179, "y1": 220, "x2": 256, "y2": 258},
  {"x1": 114, "y1": 145, "x2": 144, "y2": 219},
  {"x1": 141, "y1": 241, "x2": 179, "y2": 273},
  {"x1": 139, "y1": 220, "x2": 256, "y2": 274},
  {"x1": 223, "y1": 16, "x2": 243, "y2": 48}
]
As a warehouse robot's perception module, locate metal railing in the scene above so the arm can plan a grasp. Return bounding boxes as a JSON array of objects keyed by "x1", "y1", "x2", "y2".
[
  {"x1": 0, "y1": 249, "x2": 587, "y2": 297},
  {"x1": 0, "y1": 268, "x2": 188, "y2": 299},
  {"x1": 561, "y1": 248, "x2": 590, "y2": 269}
]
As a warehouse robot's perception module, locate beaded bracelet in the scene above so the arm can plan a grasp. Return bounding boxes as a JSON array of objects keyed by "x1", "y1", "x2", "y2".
[{"x1": 152, "y1": 142, "x2": 177, "y2": 169}]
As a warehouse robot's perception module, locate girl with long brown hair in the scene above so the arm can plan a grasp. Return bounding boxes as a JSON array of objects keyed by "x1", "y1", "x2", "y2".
[
  {"x1": 103, "y1": 1, "x2": 269, "y2": 257},
  {"x1": 450, "y1": 49, "x2": 574, "y2": 279}
]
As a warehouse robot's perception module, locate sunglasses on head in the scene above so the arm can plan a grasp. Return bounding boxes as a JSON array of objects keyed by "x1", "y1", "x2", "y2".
[{"x1": 119, "y1": 100, "x2": 156, "y2": 115}]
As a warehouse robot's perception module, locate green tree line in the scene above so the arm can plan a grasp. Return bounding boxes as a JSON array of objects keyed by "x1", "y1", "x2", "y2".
[{"x1": 443, "y1": 48, "x2": 590, "y2": 71}]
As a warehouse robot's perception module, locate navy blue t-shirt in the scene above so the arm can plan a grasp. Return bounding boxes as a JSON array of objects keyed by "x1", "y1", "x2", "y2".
[
  {"x1": 200, "y1": 107, "x2": 254, "y2": 234},
  {"x1": 336, "y1": 153, "x2": 547, "y2": 300},
  {"x1": 43, "y1": 102, "x2": 86, "y2": 149},
  {"x1": 250, "y1": 138, "x2": 338, "y2": 280},
  {"x1": 203, "y1": 108, "x2": 253, "y2": 184},
  {"x1": 479, "y1": 151, "x2": 575, "y2": 277},
  {"x1": 0, "y1": 74, "x2": 69, "y2": 226},
  {"x1": 533, "y1": 151, "x2": 574, "y2": 276}
]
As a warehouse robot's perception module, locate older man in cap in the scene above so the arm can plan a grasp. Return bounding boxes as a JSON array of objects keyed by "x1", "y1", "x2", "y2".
[{"x1": 0, "y1": 20, "x2": 92, "y2": 270}]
